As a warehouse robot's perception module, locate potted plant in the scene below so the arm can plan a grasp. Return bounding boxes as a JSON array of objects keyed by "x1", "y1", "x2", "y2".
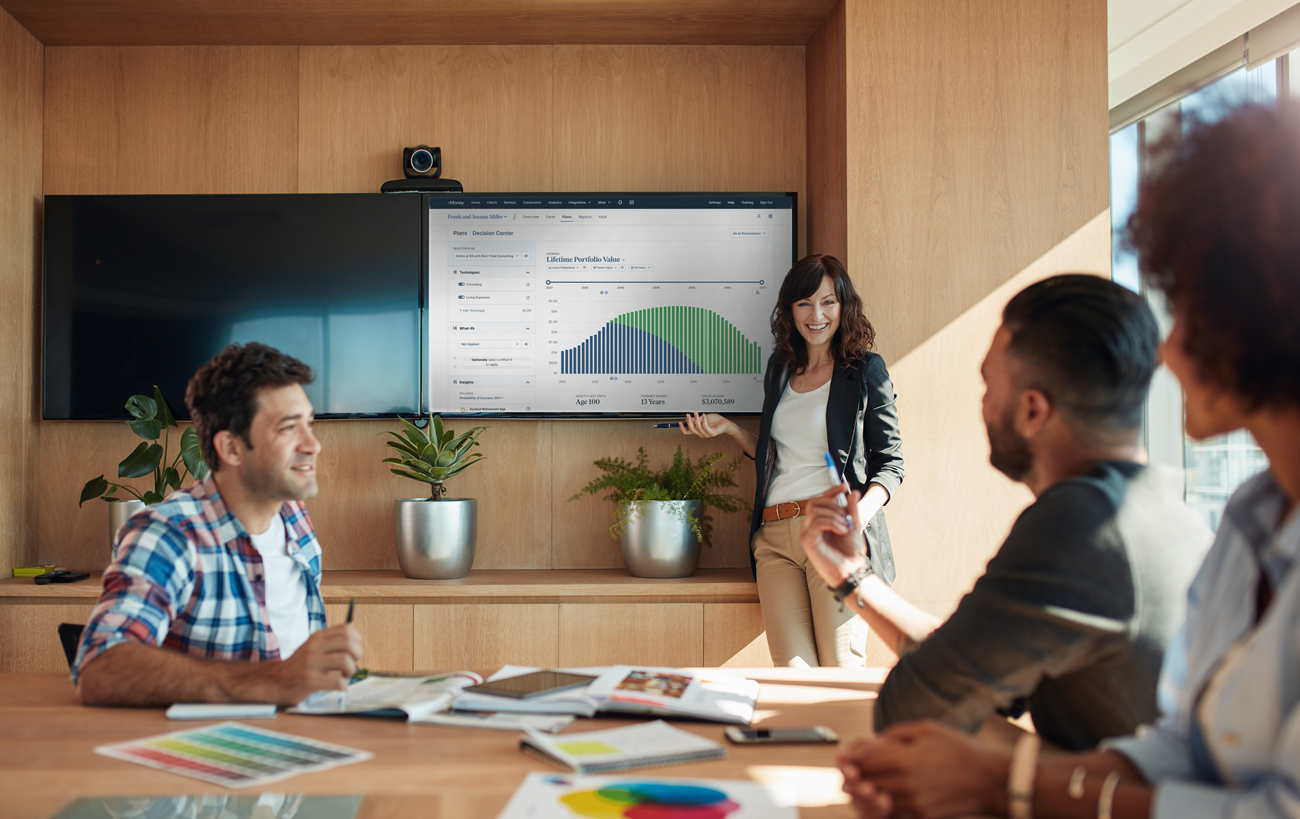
[
  {"x1": 384, "y1": 414, "x2": 487, "y2": 579},
  {"x1": 569, "y1": 445, "x2": 749, "y2": 578},
  {"x1": 79, "y1": 386, "x2": 210, "y2": 556}
]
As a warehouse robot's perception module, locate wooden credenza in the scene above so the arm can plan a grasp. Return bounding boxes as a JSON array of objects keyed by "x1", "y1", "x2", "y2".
[{"x1": 0, "y1": 570, "x2": 772, "y2": 675}]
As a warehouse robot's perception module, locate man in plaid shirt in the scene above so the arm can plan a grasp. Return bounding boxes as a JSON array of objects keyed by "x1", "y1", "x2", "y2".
[{"x1": 73, "y1": 343, "x2": 363, "y2": 706}]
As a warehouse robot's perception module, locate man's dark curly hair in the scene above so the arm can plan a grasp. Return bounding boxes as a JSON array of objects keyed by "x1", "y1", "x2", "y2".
[
  {"x1": 771, "y1": 254, "x2": 876, "y2": 372},
  {"x1": 185, "y1": 343, "x2": 315, "y2": 470},
  {"x1": 1128, "y1": 102, "x2": 1300, "y2": 410}
]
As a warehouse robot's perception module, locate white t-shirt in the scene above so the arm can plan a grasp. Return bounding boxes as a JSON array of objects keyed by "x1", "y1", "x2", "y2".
[
  {"x1": 248, "y1": 518, "x2": 310, "y2": 659},
  {"x1": 765, "y1": 379, "x2": 834, "y2": 506}
]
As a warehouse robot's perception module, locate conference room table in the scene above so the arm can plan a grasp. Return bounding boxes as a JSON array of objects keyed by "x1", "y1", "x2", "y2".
[{"x1": 0, "y1": 668, "x2": 1026, "y2": 819}]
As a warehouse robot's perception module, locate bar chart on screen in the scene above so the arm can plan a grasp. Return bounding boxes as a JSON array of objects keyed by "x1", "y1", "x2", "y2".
[{"x1": 560, "y1": 306, "x2": 762, "y2": 376}]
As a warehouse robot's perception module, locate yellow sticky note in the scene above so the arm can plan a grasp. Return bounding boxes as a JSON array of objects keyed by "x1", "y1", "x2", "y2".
[{"x1": 554, "y1": 740, "x2": 620, "y2": 757}]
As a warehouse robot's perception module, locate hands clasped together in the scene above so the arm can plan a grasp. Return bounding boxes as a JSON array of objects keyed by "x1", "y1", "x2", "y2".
[{"x1": 835, "y1": 722, "x2": 1012, "y2": 819}]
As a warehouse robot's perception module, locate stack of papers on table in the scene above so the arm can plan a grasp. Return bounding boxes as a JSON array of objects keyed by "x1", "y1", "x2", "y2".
[
  {"x1": 290, "y1": 671, "x2": 483, "y2": 721},
  {"x1": 521, "y1": 720, "x2": 725, "y2": 774},
  {"x1": 496, "y1": 772, "x2": 797, "y2": 819},
  {"x1": 452, "y1": 666, "x2": 759, "y2": 725}
]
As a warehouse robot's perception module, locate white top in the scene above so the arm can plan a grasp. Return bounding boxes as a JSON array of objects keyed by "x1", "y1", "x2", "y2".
[
  {"x1": 248, "y1": 517, "x2": 309, "y2": 659},
  {"x1": 765, "y1": 379, "x2": 834, "y2": 506}
]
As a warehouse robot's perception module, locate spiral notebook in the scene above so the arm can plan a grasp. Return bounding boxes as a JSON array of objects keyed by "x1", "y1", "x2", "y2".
[{"x1": 520, "y1": 720, "x2": 725, "y2": 774}]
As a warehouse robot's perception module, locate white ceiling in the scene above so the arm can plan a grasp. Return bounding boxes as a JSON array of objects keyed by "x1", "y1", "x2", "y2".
[{"x1": 1108, "y1": 0, "x2": 1300, "y2": 107}]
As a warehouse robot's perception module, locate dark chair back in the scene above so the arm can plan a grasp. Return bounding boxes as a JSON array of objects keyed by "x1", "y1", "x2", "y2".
[{"x1": 58, "y1": 623, "x2": 84, "y2": 669}]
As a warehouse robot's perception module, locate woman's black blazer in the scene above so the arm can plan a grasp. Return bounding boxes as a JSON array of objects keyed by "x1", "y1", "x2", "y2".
[{"x1": 748, "y1": 350, "x2": 904, "y2": 584}]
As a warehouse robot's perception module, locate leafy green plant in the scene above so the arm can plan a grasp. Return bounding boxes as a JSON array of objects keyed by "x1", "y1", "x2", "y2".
[
  {"x1": 80, "y1": 386, "x2": 210, "y2": 507},
  {"x1": 569, "y1": 445, "x2": 749, "y2": 546},
  {"x1": 383, "y1": 414, "x2": 487, "y2": 499}
]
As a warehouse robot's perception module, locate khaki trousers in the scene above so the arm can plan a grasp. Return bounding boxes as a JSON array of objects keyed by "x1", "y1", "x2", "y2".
[{"x1": 752, "y1": 516, "x2": 867, "y2": 668}]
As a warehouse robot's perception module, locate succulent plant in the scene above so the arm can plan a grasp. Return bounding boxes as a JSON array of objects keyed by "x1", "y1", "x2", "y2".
[{"x1": 383, "y1": 414, "x2": 486, "y2": 499}]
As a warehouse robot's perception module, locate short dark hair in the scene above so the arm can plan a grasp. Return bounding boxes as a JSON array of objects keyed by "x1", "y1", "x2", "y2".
[
  {"x1": 185, "y1": 343, "x2": 315, "y2": 470},
  {"x1": 771, "y1": 254, "x2": 876, "y2": 371},
  {"x1": 1001, "y1": 274, "x2": 1158, "y2": 438},
  {"x1": 1128, "y1": 102, "x2": 1300, "y2": 410}
]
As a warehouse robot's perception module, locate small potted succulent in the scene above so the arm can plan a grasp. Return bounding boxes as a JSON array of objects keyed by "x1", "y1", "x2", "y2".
[
  {"x1": 569, "y1": 445, "x2": 748, "y2": 578},
  {"x1": 384, "y1": 414, "x2": 486, "y2": 579},
  {"x1": 80, "y1": 386, "x2": 209, "y2": 556}
]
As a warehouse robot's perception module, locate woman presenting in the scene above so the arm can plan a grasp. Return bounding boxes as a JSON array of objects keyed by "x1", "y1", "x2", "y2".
[{"x1": 680, "y1": 253, "x2": 904, "y2": 668}]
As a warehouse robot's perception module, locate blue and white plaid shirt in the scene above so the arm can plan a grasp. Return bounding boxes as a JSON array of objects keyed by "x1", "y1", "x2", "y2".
[{"x1": 71, "y1": 476, "x2": 326, "y2": 685}]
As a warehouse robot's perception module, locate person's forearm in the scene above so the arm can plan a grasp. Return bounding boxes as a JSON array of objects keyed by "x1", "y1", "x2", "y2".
[
  {"x1": 856, "y1": 482, "x2": 889, "y2": 534},
  {"x1": 845, "y1": 574, "x2": 943, "y2": 656},
  {"x1": 725, "y1": 423, "x2": 758, "y2": 458},
  {"x1": 1024, "y1": 752, "x2": 1151, "y2": 819},
  {"x1": 77, "y1": 642, "x2": 292, "y2": 706}
]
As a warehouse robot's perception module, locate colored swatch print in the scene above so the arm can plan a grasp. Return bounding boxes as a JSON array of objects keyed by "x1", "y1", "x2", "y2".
[
  {"x1": 560, "y1": 782, "x2": 740, "y2": 819},
  {"x1": 95, "y1": 721, "x2": 371, "y2": 789}
]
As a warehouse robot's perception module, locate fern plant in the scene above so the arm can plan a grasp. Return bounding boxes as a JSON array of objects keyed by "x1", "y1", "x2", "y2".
[
  {"x1": 569, "y1": 445, "x2": 749, "y2": 546},
  {"x1": 383, "y1": 414, "x2": 486, "y2": 499}
]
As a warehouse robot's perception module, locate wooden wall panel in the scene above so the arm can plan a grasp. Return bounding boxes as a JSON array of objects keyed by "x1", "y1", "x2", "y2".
[
  {"x1": 844, "y1": 0, "x2": 1109, "y2": 365},
  {"x1": 551, "y1": 419, "x2": 759, "y2": 571},
  {"x1": 0, "y1": 602, "x2": 94, "y2": 674},
  {"x1": 44, "y1": 46, "x2": 300, "y2": 195},
  {"x1": 702, "y1": 603, "x2": 772, "y2": 668},
  {"x1": 38, "y1": 43, "x2": 807, "y2": 576},
  {"x1": 557, "y1": 603, "x2": 702, "y2": 667},
  {"x1": 324, "y1": 602, "x2": 413, "y2": 673},
  {"x1": 311, "y1": 419, "x2": 552, "y2": 571},
  {"x1": 804, "y1": 0, "x2": 847, "y2": 262},
  {"x1": 413, "y1": 604, "x2": 558, "y2": 673},
  {"x1": 0, "y1": 7, "x2": 42, "y2": 577},
  {"x1": 297, "y1": 46, "x2": 555, "y2": 194},
  {"x1": 42, "y1": 421, "x2": 168, "y2": 571},
  {"x1": 554, "y1": 45, "x2": 808, "y2": 257},
  {"x1": 828, "y1": 0, "x2": 1110, "y2": 618},
  {"x1": 3, "y1": 1, "x2": 840, "y2": 48}
]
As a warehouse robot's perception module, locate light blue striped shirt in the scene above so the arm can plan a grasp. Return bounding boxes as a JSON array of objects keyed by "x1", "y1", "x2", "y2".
[{"x1": 1108, "y1": 469, "x2": 1300, "y2": 818}]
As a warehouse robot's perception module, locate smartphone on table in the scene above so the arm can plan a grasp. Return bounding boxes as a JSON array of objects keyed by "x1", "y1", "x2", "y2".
[{"x1": 724, "y1": 726, "x2": 839, "y2": 744}]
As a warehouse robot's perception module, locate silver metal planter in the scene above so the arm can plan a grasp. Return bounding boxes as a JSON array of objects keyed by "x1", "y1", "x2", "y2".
[
  {"x1": 620, "y1": 500, "x2": 701, "y2": 578},
  {"x1": 395, "y1": 498, "x2": 477, "y2": 579},
  {"x1": 108, "y1": 499, "x2": 146, "y2": 559}
]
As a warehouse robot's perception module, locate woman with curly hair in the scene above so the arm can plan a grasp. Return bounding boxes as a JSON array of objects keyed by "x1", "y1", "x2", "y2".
[
  {"x1": 678, "y1": 254, "x2": 904, "y2": 668},
  {"x1": 833, "y1": 103, "x2": 1300, "y2": 819}
]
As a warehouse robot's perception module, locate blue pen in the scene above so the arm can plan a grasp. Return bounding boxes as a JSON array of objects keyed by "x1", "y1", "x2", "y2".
[
  {"x1": 824, "y1": 452, "x2": 851, "y2": 520},
  {"x1": 651, "y1": 422, "x2": 682, "y2": 428}
]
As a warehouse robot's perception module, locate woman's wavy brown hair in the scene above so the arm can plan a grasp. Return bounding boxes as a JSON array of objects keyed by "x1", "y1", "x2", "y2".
[{"x1": 770, "y1": 254, "x2": 876, "y2": 373}]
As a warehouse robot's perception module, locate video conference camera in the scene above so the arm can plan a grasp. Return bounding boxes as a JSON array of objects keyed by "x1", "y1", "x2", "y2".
[{"x1": 381, "y1": 144, "x2": 463, "y2": 193}]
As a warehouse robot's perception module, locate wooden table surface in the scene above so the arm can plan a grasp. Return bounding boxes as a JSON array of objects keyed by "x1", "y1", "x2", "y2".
[{"x1": 0, "y1": 669, "x2": 897, "y2": 819}]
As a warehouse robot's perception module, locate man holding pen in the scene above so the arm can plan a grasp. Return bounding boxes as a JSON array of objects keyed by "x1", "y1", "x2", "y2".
[
  {"x1": 800, "y1": 275, "x2": 1211, "y2": 751},
  {"x1": 73, "y1": 343, "x2": 363, "y2": 707}
]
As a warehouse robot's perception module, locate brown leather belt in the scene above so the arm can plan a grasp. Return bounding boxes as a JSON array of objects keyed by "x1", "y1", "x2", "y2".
[{"x1": 762, "y1": 499, "x2": 812, "y2": 523}]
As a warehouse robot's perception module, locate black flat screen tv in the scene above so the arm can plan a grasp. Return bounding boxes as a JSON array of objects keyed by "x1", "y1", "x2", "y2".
[{"x1": 43, "y1": 194, "x2": 423, "y2": 420}]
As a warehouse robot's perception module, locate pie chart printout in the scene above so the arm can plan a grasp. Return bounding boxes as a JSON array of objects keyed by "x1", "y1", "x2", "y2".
[{"x1": 560, "y1": 781, "x2": 741, "y2": 819}]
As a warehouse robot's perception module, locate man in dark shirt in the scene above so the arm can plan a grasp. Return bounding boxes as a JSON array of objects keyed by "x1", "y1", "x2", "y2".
[{"x1": 801, "y1": 274, "x2": 1211, "y2": 750}]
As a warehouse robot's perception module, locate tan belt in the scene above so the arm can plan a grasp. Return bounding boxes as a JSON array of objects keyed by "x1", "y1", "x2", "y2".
[{"x1": 762, "y1": 499, "x2": 812, "y2": 523}]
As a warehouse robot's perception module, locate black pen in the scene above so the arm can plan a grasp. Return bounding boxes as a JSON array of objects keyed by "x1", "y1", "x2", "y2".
[{"x1": 346, "y1": 599, "x2": 355, "y2": 624}]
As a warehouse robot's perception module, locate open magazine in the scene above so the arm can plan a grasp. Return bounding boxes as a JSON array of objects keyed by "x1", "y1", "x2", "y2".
[
  {"x1": 452, "y1": 666, "x2": 759, "y2": 725},
  {"x1": 290, "y1": 671, "x2": 483, "y2": 721}
]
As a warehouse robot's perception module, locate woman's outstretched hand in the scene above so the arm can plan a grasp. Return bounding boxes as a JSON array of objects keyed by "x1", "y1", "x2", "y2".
[{"x1": 678, "y1": 412, "x2": 733, "y2": 439}]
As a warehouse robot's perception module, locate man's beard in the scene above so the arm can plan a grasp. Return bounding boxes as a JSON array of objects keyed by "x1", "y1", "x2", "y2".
[
  {"x1": 243, "y1": 454, "x2": 318, "y2": 502},
  {"x1": 987, "y1": 405, "x2": 1034, "y2": 482}
]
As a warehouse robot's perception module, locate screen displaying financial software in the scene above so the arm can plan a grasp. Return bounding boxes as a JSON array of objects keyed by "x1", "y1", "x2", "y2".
[{"x1": 426, "y1": 193, "x2": 795, "y2": 415}]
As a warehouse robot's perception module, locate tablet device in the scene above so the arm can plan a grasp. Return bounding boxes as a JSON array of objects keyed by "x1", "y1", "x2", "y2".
[{"x1": 462, "y1": 671, "x2": 597, "y2": 699}]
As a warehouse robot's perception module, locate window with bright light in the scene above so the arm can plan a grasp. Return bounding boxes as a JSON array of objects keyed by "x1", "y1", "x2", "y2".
[{"x1": 1109, "y1": 55, "x2": 1284, "y2": 531}]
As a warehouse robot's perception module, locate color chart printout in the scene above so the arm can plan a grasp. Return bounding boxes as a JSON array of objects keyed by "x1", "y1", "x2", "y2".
[{"x1": 95, "y1": 722, "x2": 372, "y2": 789}]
